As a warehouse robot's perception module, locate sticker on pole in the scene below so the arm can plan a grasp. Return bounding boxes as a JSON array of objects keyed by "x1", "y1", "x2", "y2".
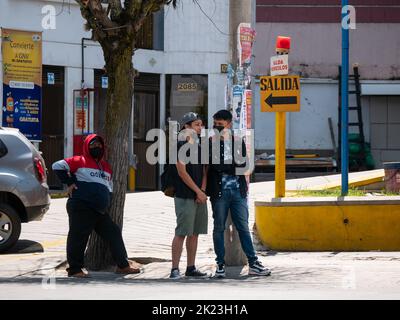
[
  {"x1": 260, "y1": 75, "x2": 301, "y2": 112},
  {"x1": 270, "y1": 55, "x2": 289, "y2": 76}
]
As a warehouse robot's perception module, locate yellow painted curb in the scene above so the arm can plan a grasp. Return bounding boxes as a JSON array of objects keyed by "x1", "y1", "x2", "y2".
[
  {"x1": 40, "y1": 238, "x2": 67, "y2": 250},
  {"x1": 255, "y1": 197, "x2": 400, "y2": 251},
  {"x1": 287, "y1": 169, "x2": 385, "y2": 192}
]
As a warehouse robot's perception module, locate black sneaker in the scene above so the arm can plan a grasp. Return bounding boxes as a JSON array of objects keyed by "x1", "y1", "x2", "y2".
[
  {"x1": 249, "y1": 260, "x2": 271, "y2": 276},
  {"x1": 185, "y1": 268, "x2": 209, "y2": 278},
  {"x1": 214, "y1": 264, "x2": 226, "y2": 278},
  {"x1": 169, "y1": 268, "x2": 182, "y2": 280}
]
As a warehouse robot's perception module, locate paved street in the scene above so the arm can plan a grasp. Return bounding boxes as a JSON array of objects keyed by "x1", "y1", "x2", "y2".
[
  {"x1": 1, "y1": 0, "x2": 399, "y2": 304},
  {"x1": 1, "y1": 172, "x2": 400, "y2": 299}
]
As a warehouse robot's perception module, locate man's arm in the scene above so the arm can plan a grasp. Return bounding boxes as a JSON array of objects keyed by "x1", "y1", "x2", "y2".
[
  {"x1": 52, "y1": 159, "x2": 79, "y2": 197},
  {"x1": 233, "y1": 138, "x2": 247, "y2": 168},
  {"x1": 52, "y1": 159, "x2": 77, "y2": 186},
  {"x1": 201, "y1": 165, "x2": 208, "y2": 192},
  {"x1": 176, "y1": 161, "x2": 207, "y2": 203},
  {"x1": 234, "y1": 138, "x2": 253, "y2": 178}
]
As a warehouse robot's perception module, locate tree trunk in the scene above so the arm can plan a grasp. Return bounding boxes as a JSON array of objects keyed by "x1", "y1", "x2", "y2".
[{"x1": 85, "y1": 45, "x2": 134, "y2": 271}]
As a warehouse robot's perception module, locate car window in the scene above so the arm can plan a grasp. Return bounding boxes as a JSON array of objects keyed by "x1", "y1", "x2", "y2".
[{"x1": 0, "y1": 138, "x2": 8, "y2": 158}]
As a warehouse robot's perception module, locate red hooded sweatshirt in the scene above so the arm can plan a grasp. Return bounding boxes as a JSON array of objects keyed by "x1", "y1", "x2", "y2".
[{"x1": 52, "y1": 134, "x2": 113, "y2": 213}]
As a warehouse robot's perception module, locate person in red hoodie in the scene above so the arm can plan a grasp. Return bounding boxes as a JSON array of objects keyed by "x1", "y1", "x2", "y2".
[{"x1": 52, "y1": 134, "x2": 140, "y2": 278}]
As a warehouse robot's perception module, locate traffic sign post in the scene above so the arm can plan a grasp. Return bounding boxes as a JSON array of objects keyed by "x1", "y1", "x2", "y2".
[
  {"x1": 275, "y1": 111, "x2": 286, "y2": 197},
  {"x1": 259, "y1": 36, "x2": 298, "y2": 198},
  {"x1": 260, "y1": 74, "x2": 300, "y2": 198}
]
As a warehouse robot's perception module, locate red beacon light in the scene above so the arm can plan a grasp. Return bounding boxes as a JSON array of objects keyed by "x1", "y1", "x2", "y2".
[{"x1": 276, "y1": 36, "x2": 291, "y2": 55}]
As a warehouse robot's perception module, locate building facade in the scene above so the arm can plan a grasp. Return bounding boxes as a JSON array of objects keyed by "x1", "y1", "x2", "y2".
[
  {"x1": 254, "y1": 0, "x2": 400, "y2": 168},
  {"x1": 0, "y1": 0, "x2": 230, "y2": 190}
]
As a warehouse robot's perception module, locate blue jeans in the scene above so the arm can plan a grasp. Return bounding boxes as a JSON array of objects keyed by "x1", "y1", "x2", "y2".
[{"x1": 211, "y1": 188, "x2": 257, "y2": 265}]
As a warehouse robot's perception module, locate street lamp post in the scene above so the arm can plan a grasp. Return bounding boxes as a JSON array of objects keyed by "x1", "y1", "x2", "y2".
[{"x1": 341, "y1": 0, "x2": 349, "y2": 196}]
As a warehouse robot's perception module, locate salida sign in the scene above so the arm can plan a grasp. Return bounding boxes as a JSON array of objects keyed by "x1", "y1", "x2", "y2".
[{"x1": 260, "y1": 75, "x2": 300, "y2": 112}]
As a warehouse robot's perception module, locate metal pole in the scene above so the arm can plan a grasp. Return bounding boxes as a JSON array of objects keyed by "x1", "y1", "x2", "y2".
[
  {"x1": 275, "y1": 111, "x2": 286, "y2": 198},
  {"x1": 81, "y1": 37, "x2": 94, "y2": 89},
  {"x1": 341, "y1": 0, "x2": 349, "y2": 196}
]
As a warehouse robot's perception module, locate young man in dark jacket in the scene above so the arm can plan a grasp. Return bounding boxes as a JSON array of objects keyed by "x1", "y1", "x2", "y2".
[
  {"x1": 207, "y1": 110, "x2": 271, "y2": 278},
  {"x1": 52, "y1": 134, "x2": 140, "y2": 278}
]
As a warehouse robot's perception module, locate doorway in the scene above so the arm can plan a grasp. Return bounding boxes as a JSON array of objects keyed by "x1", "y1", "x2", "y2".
[
  {"x1": 94, "y1": 71, "x2": 160, "y2": 191},
  {"x1": 134, "y1": 74, "x2": 160, "y2": 191},
  {"x1": 94, "y1": 69, "x2": 107, "y2": 138},
  {"x1": 41, "y1": 66, "x2": 65, "y2": 190}
]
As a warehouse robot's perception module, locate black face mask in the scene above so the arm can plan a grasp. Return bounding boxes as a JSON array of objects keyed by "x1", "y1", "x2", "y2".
[
  {"x1": 89, "y1": 147, "x2": 103, "y2": 159},
  {"x1": 213, "y1": 125, "x2": 225, "y2": 132}
]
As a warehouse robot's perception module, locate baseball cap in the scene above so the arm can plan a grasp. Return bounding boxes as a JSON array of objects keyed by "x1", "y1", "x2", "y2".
[{"x1": 180, "y1": 112, "x2": 201, "y2": 127}]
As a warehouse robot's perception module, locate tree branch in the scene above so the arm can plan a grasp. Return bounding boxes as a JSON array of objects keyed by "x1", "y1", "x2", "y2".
[
  {"x1": 124, "y1": 0, "x2": 140, "y2": 18},
  {"x1": 124, "y1": 0, "x2": 178, "y2": 20},
  {"x1": 75, "y1": 0, "x2": 182, "y2": 53},
  {"x1": 108, "y1": 0, "x2": 123, "y2": 20},
  {"x1": 75, "y1": 0, "x2": 118, "y2": 30}
]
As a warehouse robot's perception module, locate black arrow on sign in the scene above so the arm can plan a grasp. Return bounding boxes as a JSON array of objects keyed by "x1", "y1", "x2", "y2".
[{"x1": 265, "y1": 93, "x2": 297, "y2": 108}]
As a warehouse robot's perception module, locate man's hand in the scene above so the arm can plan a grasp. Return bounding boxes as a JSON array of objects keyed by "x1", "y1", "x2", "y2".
[
  {"x1": 67, "y1": 184, "x2": 78, "y2": 197},
  {"x1": 196, "y1": 190, "x2": 207, "y2": 204}
]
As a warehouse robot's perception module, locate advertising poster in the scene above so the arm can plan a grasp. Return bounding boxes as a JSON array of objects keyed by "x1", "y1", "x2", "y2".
[
  {"x1": 245, "y1": 89, "x2": 252, "y2": 129},
  {"x1": 240, "y1": 90, "x2": 253, "y2": 131},
  {"x1": 1, "y1": 28, "x2": 42, "y2": 141},
  {"x1": 237, "y1": 23, "x2": 256, "y2": 67},
  {"x1": 74, "y1": 90, "x2": 89, "y2": 135},
  {"x1": 240, "y1": 92, "x2": 247, "y2": 131},
  {"x1": 232, "y1": 85, "x2": 244, "y2": 130},
  {"x1": 244, "y1": 90, "x2": 253, "y2": 162}
]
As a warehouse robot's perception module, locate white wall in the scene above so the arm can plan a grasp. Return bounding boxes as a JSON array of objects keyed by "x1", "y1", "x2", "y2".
[
  {"x1": 1, "y1": 0, "x2": 230, "y2": 146},
  {"x1": 163, "y1": 0, "x2": 229, "y2": 126},
  {"x1": 0, "y1": 0, "x2": 229, "y2": 93},
  {"x1": 164, "y1": 0, "x2": 229, "y2": 55},
  {"x1": 208, "y1": 73, "x2": 227, "y2": 125}
]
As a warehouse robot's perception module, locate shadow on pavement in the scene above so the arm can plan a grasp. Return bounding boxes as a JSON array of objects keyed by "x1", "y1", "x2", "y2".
[
  {"x1": 0, "y1": 265, "x2": 341, "y2": 290},
  {"x1": 2, "y1": 240, "x2": 44, "y2": 255},
  {"x1": 128, "y1": 257, "x2": 172, "y2": 264}
]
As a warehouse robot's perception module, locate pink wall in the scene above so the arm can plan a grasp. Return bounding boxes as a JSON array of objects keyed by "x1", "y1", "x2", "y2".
[
  {"x1": 256, "y1": 0, "x2": 400, "y2": 23},
  {"x1": 254, "y1": 23, "x2": 400, "y2": 79}
]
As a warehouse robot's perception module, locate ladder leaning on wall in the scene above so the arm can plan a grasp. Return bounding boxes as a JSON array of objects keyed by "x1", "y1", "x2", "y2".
[{"x1": 338, "y1": 64, "x2": 369, "y2": 171}]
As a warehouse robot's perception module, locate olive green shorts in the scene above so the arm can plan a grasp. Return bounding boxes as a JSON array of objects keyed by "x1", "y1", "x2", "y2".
[{"x1": 174, "y1": 197, "x2": 208, "y2": 236}]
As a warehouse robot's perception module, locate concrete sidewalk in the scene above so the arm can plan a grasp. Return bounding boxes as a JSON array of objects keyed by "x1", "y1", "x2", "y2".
[
  {"x1": 0, "y1": 170, "x2": 393, "y2": 274},
  {"x1": 1, "y1": 170, "x2": 400, "y2": 299}
]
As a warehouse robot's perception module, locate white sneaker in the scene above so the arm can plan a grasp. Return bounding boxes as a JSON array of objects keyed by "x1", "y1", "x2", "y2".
[
  {"x1": 214, "y1": 264, "x2": 226, "y2": 278},
  {"x1": 249, "y1": 260, "x2": 271, "y2": 276}
]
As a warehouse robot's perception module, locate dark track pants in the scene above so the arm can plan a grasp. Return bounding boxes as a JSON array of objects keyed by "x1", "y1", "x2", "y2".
[{"x1": 66, "y1": 199, "x2": 129, "y2": 275}]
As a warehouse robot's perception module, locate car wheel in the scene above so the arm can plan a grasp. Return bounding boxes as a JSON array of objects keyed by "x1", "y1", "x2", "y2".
[{"x1": 0, "y1": 203, "x2": 21, "y2": 253}]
